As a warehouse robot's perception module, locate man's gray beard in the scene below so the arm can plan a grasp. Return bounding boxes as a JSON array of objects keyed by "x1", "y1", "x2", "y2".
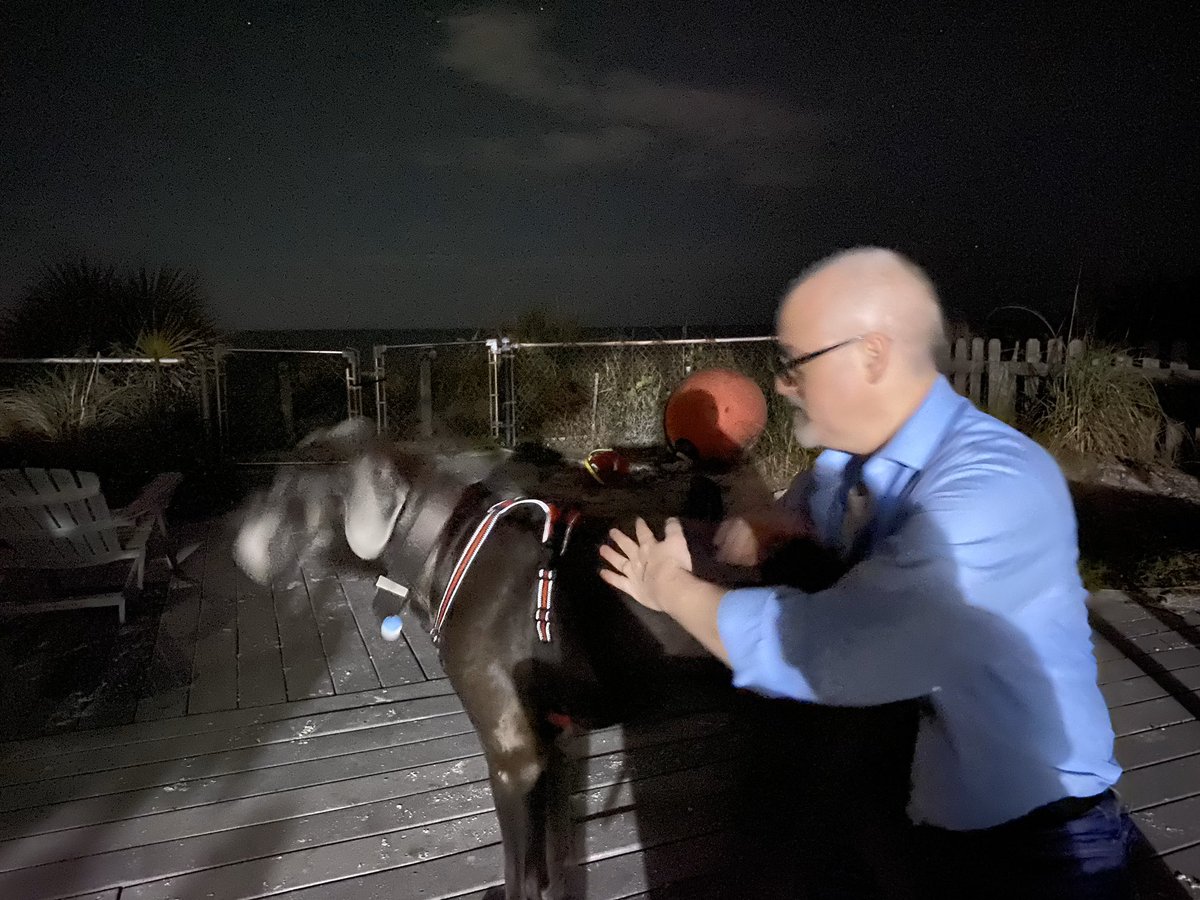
[{"x1": 790, "y1": 406, "x2": 822, "y2": 449}]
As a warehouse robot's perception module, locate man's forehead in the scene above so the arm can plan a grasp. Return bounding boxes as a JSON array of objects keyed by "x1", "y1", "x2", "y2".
[{"x1": 775, "y1": 283, "x2": 823, "y2": 349}]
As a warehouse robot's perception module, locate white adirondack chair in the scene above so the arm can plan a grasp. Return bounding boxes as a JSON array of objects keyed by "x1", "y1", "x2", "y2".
[{"x1": 0, "y1": 469, "x2": 183, "y2": 624}]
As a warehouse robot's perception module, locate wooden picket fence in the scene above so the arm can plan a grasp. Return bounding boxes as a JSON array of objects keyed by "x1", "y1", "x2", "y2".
[{"x1": 946, "y1": 337, "x2": 1199, "y2": 422}]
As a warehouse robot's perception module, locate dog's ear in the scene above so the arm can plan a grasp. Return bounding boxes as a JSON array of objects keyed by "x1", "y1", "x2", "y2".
[
  {"x1": 296, "y1": 417, "x2": 379, "y2": 460},
  {"x1": 233, "y1": 489, "x2": 290, "y2": 584},
  {"x1": 344, "y1": 452, "x2": 409, "y2": 560}
]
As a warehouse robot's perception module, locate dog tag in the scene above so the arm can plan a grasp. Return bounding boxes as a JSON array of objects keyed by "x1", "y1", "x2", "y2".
[{"x1": 375, "y1": 575, "x2": 409, "y2": 598}]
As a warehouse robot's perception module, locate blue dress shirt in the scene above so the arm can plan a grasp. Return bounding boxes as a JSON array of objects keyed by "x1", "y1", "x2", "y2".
[{"x1": 717, "y1": 375, "x2": 1121, "y2": 830}]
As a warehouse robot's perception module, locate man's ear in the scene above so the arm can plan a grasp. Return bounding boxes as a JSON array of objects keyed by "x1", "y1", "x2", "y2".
[
  {"x1": 862, "y1": 332, "x2": 891, "y2": 384},
  {"x1": 344, "y1": 455, "x2": 407, "y2": 559}
]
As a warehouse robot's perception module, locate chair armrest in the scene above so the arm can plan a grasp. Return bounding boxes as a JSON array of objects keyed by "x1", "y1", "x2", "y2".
[{"x1": 114, "y1": 472, "x2": 183, "y2": 522}]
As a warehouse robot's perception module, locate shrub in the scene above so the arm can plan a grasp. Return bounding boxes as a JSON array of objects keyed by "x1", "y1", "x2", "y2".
[{"x1": 1033, "y1": 345, "x2": 1171, "y2": 465}]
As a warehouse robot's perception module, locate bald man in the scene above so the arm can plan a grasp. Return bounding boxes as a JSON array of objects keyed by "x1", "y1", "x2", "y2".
[{"x1": 601, "y1": 248, "x2": 1132, "y2": 899}]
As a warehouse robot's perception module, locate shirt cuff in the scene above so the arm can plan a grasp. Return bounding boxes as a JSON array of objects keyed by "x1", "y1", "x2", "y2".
[{"x1": 717, "y1": 586, "x2": 817, "y2": 701}]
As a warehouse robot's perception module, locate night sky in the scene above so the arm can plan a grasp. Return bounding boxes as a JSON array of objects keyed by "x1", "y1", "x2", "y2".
[{"x1": 2, "y1": 1, "x2": 1196, "y2": 335}]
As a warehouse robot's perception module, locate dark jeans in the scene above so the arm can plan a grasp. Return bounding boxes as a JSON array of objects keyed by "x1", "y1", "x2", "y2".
[{"x1": 912, "y1": 789, "x2": 1136, "y2": 899}]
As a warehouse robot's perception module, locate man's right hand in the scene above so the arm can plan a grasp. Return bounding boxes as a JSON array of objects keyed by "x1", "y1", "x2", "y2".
[{"x1": 713, "y1": 508, "x2": 812, "y2": 567}]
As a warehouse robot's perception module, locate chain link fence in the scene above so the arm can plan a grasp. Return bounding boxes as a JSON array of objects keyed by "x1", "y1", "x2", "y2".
[
  {"x1": 507, "y1": 337, "x2": 810, "y2": 488},
  {"x1": 215, "y1": 348, "x2": 361, "y2": 460},
  {"x1": 373, "y1": 341, "x2": 497, "y2": 444}
]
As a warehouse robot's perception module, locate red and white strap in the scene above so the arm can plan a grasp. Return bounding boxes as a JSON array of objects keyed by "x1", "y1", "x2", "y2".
[{"x1": 431, "y1": 498, "x2": 555, "y2": 642}]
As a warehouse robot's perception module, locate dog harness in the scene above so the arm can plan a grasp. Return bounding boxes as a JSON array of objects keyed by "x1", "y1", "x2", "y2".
[{"x1": 429, "y1": 497, "x2": 580, "y2": 646}]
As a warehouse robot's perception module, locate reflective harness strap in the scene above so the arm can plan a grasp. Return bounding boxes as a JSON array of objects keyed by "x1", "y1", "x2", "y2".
[{"x1": 431, "y1": 497, "x2": 565, "y2": 644}]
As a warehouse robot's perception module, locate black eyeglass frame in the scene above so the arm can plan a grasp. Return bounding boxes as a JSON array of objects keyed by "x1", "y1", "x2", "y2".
[{"x1": 774, "y1": 335, "x2": 864, "y2": 384}]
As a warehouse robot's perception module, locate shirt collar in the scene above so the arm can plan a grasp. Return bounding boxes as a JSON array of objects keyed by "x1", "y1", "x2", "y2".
[
  {"x1": 875, "y1": 375, "x2": 965, "y2": 470},
  {"x1": 813, "y1": 375, "x2": 965, "y2": 478}
]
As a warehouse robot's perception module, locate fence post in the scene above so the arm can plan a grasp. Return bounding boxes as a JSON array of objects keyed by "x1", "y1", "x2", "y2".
[
  {"x1": 278, "y1": 360, "x2": 296, "y2": 445},
  {"x1": 343, "y1": 348, "x2": 362, "y2": 419},
  {"x1": 1047, "y1": 338, "x2": 1064, "y2": 372},
  {"x1": 418, "y1": 351, "x2": 434, "y2": 439},
  {"x1": 500, "y1": 338, "x2": 516, "y2": 448},
  {"x1": 213, "y1": 345, "x2": 228, "y2": 457},
  {"x1": 968, "y1": 337, "x2": 984, "y2": 405},
  {"x1": 987, "y1": 339, "x2": 1016, "y2": 421},
  {"x1": 953, "y1": 338, "x2": 968, "y2": 395},
  {"x1": 198, "y1": 353, "x2": 212, "y2": 444},
  {"x1": 373, "y1": 345, "x2": 388, "y2": 435},
  {"x1": 1023, "y1": 339, "x2": 1041, "y2": 411},
  {"x1": 486, "y1": 339, "x2": 501, "y2": 442}
]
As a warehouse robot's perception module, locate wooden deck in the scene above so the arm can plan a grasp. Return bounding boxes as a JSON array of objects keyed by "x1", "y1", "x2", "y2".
[{"x1": 1, "y1": 519, "x2": 1199, "y2": 897}]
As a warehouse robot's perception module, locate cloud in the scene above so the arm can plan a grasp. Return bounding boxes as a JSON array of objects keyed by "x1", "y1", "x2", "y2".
[{"x1": 435, "y1": 8, "x2": 824, "y2": 186}]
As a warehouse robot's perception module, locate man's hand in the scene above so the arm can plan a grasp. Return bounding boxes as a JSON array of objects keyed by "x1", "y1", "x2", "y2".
[
  {"x1": 599, "y1": 517, "x2": 693, "y2": 612},
  {"x1": 599, "y1": 516, "x2": 733, "y2": 665},
  {"x1": 714, "y1": 507, "x2": 813, "y2": 566}
]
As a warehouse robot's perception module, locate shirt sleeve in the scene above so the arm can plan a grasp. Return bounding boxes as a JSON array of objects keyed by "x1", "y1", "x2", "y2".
[{"x1": 717, "y1": 459, "x2": 1067, "y2": 706}]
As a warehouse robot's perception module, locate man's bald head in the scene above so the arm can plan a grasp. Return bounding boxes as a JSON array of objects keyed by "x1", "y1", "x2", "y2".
[
  {"x1": 774, "y1": 248, "x2": 946, "y2": 455},
  {"x1": 779, "y1": 247, "x2": 947, "y2": 372}
]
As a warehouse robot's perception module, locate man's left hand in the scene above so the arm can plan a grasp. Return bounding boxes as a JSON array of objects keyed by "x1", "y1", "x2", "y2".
[{"x1": 599, "y1": 517, "x2": 693, "y2": 612}]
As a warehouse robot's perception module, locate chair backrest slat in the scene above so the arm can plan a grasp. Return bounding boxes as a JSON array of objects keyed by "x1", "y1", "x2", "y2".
[{"x1": 0, "y1": 469, "x2": 132, "y2": 569}]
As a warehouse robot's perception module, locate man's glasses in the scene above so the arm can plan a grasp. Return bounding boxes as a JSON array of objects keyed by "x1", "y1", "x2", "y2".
[{"x1": 774, "y1": 335, "x2": 864, "y2": 385}]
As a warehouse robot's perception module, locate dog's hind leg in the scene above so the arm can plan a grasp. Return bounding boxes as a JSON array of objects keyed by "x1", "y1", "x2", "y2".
[{"x1": 475, "y1": 684, "x2": 552, "y2": 899}]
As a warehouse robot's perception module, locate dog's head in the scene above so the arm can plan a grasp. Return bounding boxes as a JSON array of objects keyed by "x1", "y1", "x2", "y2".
[{"x1": 233, "y1": 418, "x2": 415, "y2": 584}]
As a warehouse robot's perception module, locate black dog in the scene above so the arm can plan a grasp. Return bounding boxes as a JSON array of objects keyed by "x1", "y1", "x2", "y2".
[{"x1": 234, "y1": 422, "x2": 738, "y2": 899}]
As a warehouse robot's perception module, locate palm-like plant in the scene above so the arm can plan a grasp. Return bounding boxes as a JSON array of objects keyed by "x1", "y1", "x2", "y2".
[
  {"x1": 118, "y1": 267, "x2": 217, "y2": 354},
  {"x1": 1, "y1": 259, "x2": 219, "y2": 359},
  {"x1": 0, "y1": 259, "x2": 118, "y2": 357}
]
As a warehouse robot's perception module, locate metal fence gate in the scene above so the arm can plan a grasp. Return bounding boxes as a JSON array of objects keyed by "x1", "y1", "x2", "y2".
[
  {"x1": 213, "y1": 347, "x2": 362, "y2": 460},
  {"x1": 371, "y1": 340, "x2": 499, "y2": 443}
]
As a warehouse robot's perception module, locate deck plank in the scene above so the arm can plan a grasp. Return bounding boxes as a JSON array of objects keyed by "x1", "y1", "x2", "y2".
[
  {"x1": 118, "y1": 809, "x2": 504, "y2": 900},
  {"x1": 1119, "y1": 753, "x2": 1200, "y2": 811},
  {"x1": 303, "y1": 571, "x2": 380, "y2": 694},
  {"x1": 1133, "y1": 795, "x2": 1200, "y2": 856},
  {"x1": 0, "y1": 779, "x2": 500, "y2": 900},
  {"x1": 1116, "y1": 721, "x2": 1200, "y2": 771},
  {"x1": 394, "y1": 598, "x2": 446, "y2": 680},
  {"x1": 273, "y1": 844, "x2": 506, "y2": 900},
  {"x1": 1102, "y1": 667, "x2": 1200, "y2": 708},
  {"x1": 0, "y1": 678, "x2": 455, "y2": 762},
  {"x1": 188, "y1": 525, "x2": 239, "y2": 714},
  {"x1": 338, "y1": 574, "x2": 426, "y2": 686},
  {"x1": 135, "y1": 579, "x2": 202, "y2": 722},
  {"x1": 1098, "y1": 647, "x2": 1200, "y2": 684},
  {"x1": 234, "y1": 567, "x2": 287, "y2": 708},
  {"x1": 0, "y1": 730, "x2": 483, "y2": 842},
  {"x1": 271, "y1": 568, "x2": 335, "y2": 701},
  {"x1": 1111, "y1": 696, "x2": 1197, "y2": 737},
  {"x1": 0, "y1": 692, "x2": 468, "y2": 786},
  {"x1": 136, "y1": 521, "x2": 210, "y2": 722},
  {"x1": 0, "y1": 701, "x2": 471, "y2": 810},
  {"x1": 0, "y1": 758, "x2": 491, "y2": 872}
]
